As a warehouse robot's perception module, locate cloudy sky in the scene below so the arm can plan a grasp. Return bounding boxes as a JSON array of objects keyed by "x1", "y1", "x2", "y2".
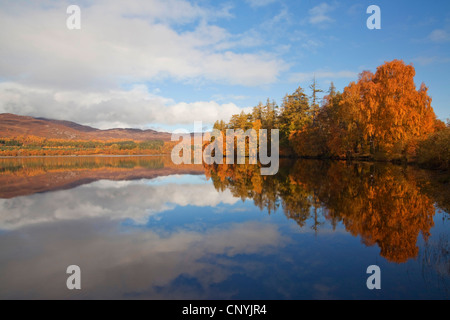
[{"x1": 0, "y1": 0, "x2": 449, "y2": 131}]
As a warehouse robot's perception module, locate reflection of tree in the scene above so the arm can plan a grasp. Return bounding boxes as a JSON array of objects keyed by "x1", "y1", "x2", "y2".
[
  {"x1": 0, "y1": 156, "x2": 205, "y2": 199},
  {"x1": 0, "y1": 156, "x2": 165, "y2": 175},
  {"x1": 413, "y1": 169, "x2": 450, "y2": 220},
  {"x1": 204, "y1": 162, "x2": 280, "y2": 214},
  {"x1": 303, "y1": 162, "x2": 435, "y2": 263},
  {"x1": 204, "y1": 160, "x2": 439, "y2": 263}
]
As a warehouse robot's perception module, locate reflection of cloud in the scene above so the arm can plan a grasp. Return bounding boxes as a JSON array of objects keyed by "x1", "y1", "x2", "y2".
[
  {"x1": 0, "y1": 178, "x2": 239, "y2": 230},
  {"x1": 312, "y1": 283, "x2": 337, "y2": 300},
  {"x1": 213, "y1": 206, "x2": 249, "y2": 214},
  {"x1": 145, "y1": 174, "x2": 208, "y2": 186},
  {"x1": 0, "y1": 219, "x2": 284, "y2": 299}
]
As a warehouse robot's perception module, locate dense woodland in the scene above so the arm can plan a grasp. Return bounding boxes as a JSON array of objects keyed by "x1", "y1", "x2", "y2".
[{"x1": 213, "y1": 60, "x2": 449, "y2": 170}]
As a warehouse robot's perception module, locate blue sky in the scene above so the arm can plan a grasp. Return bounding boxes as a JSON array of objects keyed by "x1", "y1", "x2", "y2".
[{"x1": 0, "y1": 0, "x2": 449, "y2": 130}]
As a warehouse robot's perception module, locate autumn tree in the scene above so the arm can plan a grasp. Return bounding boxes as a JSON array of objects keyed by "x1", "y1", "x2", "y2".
[
  {"x1": 290, "y1": 60, "x2": 440, "y2": 159},
  {"x1": 213, "y1": 120, "x2": 227, "y2": 131},
  {"x1": 339, "y1": 60, "x2": 438, "y2": 158}
]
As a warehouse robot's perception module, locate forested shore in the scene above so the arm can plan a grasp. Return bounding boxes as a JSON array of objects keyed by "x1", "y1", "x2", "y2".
[{"x1": 212, "y1": 60, "x2": 449, "y2": 170}]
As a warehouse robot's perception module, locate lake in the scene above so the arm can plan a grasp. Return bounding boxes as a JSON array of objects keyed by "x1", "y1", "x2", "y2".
[{"x1": 0, "y1": 155, "x2": 448, "y2": 299}]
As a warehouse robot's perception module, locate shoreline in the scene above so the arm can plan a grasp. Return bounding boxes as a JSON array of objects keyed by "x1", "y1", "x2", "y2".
[
  {"x1": 0, "y1": 153, "x2": 447, "y2": 172},
  {"x1": 0, "y1": 154, "x2": 172, "y2": 159}
]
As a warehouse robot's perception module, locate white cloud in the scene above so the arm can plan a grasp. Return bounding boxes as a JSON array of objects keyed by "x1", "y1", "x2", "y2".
[
  {"x1": 0, "y1": 82, "x2": 249, "y2": 128},
  {"x1": 246, "y1": 0, "x2": 277, "y2": 8},
  {"x1": 308, "y1": 3, "x2": 335, "y2": 25},
  {"x1": 428, "y1": 29, "x2": 450, "y2": 43},
  {"x1": 301, "y1": 39, "x2": 324, "y2": 51},
  {"x1": 0, "y1": 0, "x2": 287, "y2": 127},
  {"x1": 212, "y1": 94, "x2": 250, "y2": 102},
  {"x1": 288, "y1": 70, "x2": 357, "y2": 83},
  {"x1": 412, "y1": 56, "x2": 450, "y2": 66},
  {"x1": 347, "y1": 3, "x2": 363, "y2": 16},
  {"x1": 0, "y1": 0, "x2": 286, "y2": 90}
]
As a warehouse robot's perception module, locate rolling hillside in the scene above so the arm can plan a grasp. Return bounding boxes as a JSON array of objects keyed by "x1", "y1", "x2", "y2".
[{"x1": 0, "y1": 113, "x2": 172, "y2": 141}]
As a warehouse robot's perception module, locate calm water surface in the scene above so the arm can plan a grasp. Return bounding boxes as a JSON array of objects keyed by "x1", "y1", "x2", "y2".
[{"x1": 0, "y1": 156, "x2": 448, "y2": 299}]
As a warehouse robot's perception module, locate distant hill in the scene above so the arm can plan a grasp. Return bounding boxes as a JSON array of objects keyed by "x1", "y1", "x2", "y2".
[{"x1": 0, "y1": 113, "x2": 172, "y2": 141}]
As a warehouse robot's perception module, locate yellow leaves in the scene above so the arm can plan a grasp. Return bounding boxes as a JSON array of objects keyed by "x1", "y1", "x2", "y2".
[
  {"x1": 252, "y1": 119, "x2": 262, "y2": 132},
  {"x1": 326, "y1": 59, "x2": 439, "y2": 158}
]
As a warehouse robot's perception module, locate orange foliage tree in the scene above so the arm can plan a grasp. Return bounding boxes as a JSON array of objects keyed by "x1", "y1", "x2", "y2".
[{"x1": 289, "y1": 60, "x2": 441, "y2": 160}]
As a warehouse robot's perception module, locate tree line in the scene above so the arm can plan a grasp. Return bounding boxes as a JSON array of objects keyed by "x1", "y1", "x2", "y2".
[
  {"x1": 0, "y1": 135, "x2": 172, "y2": 156},
  {"x1": 213, "y1": 60, "x2": 449, "y2": 169}
]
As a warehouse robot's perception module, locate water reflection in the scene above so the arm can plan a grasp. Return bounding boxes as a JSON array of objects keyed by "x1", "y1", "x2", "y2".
[
  {"x1": 0, "y1": 156, "x2": 448, "y2": 299},
  {"x1": 204, "y1": 160, "x2": 448, "y2": 263},
  {"x1": 0, "y1": 218, "x2": 284, "y2": 299},
  {"x1": 0, "y1": 177, "x2": 240, "y2": 229},
  {"x1": 0, "y1": 156, "x2": 204, "y2": 198}
]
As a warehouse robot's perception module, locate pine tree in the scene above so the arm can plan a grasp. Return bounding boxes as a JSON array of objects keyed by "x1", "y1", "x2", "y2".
[{"x1": 309, "y1": 76, "x2": 323, "y2": 118}]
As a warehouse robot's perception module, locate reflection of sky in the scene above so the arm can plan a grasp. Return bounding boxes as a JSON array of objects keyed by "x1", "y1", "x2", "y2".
[
  {"x1": 0, "y1": 217, "x2": 286, "y2": 299},
  {"x1": 0, "y1": 176, "x2": 239, "y2": 230},
  {"x1": 145, "y1": 174, "x2": 209, "y2": 186},
  {"x1": 0, "y1": 175, "x2": 448, "y2": 299}
]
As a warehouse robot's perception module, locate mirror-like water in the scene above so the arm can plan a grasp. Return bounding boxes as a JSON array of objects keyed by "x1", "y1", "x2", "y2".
[{"x1": 0, "y1": 156, "x2": 448, "y2": 299}]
